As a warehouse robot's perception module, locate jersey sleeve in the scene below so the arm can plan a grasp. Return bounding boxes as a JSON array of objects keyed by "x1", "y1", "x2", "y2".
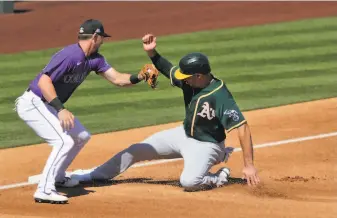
[
  {"x1": 169, "y1": 66, "x2": 183, "y2": 88},
  {"x1": 92, "y1": 54, "x2": 112, "y2": 74},
  {"x1": 220, "y1": 100, "x2": 246, "y2": 132},
  {"x1": 41, "y1": 51, "x2": 71, "y2": 82}
]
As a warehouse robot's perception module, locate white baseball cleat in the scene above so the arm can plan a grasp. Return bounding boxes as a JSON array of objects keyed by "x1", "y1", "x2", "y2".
[
  {"x1": 215, "y1": 167, "x2": 231, "y2": 187},
  {"x1": 34, "y1": 190, "x2": 68, "y2": 204},
  {"x1": 70, "y1": 169, "x2": 93, "y2": 182},
  {"x1": 55, "y1": 176, "x2": 80, "y2": 188}
]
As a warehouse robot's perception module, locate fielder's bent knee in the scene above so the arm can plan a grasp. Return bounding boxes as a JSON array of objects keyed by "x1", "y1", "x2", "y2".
[
  {"x1": 77, "y1": 131, "x2": 91, "y2": 145},
  {"x1": 62, "y1": 135, "x2": 75, "y2": 148}
]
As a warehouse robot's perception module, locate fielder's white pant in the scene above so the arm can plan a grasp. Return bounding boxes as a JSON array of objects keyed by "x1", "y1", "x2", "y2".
[
  {"x1": 15, "y1": 91, "x2": 91, "y2": 193},
  {"x1": 89, "y1": 125, "x2": 227, "y2": 190}
]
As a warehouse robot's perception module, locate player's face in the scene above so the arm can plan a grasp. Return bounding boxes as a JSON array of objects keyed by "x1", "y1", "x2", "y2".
[
  {"x1": 184, "y1": 74, "x2": 202, "y2": 88},
  {"x1": 184, "y1": 74, "x2": 211, "y2": 88},
  {"x1": 91, "y1": 34, "x2": 104, "y2": 52}
]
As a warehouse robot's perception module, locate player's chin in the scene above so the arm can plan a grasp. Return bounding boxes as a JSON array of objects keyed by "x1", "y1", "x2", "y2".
[{"x1": 94, "y1": 45, "x2": 101, "y2": 53}]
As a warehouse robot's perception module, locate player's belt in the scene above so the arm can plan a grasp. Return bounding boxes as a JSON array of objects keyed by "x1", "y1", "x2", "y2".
[{"x1": 26, "y1": 87, "x2": 47, "y2": 102}]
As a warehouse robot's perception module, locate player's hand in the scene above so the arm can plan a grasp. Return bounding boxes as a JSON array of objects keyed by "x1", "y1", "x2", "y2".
[
  {"x1": 142, "y1": 34, "x2": 157, "y2": 52},
  {"x1": 137, "y1": 71, "x2": 145, "y2": 81},
  {"x1": 58, "y1": 109, "x2": 75, "y2": 131},
  {"x1": 242, "y1": 164, "x2": 260, "y2": 187}
]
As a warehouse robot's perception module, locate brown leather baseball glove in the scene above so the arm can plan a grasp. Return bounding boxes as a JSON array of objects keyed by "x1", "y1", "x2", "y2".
[{"x1": 139, "y1": 64, "x2": 159, "y2": 89}]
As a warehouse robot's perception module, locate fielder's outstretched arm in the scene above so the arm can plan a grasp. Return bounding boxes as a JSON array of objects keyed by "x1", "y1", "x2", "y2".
[{"x1": 99, "y1": 67, "x2": 144, "y2": 87}]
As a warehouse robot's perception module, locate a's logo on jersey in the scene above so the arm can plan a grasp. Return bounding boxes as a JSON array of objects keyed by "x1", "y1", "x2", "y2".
[
  {"x1": 224, "y1": 109, "x2": 239, "y2": 121},
  {"x1": 197, "y1": 102, "x2": 215, "y2": 120}
]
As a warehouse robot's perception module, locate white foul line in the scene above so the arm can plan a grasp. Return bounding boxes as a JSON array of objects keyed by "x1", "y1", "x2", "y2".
[
  {"x1": 234, "y1": 131, "x2": 337, "y2": 151},
  {"x1": 0, "y1": 131, "x2": 336, "y2": 191},
  {"x1": 0, "y1": 182, "x2": 32, "y2": 190}
]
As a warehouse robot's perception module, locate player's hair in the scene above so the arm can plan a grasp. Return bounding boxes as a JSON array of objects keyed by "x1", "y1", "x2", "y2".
[{"x1": 77, "y1": 34, "x2": 93, "y2": 40}]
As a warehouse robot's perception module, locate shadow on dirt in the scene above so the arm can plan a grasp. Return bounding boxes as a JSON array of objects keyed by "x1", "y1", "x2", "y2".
[{"x1": 58, "y1": 177, "x2": 247, "y2": 198}]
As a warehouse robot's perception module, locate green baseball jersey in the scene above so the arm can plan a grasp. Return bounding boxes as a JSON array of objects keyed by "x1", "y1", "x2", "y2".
[{"x1": 169, "y1": 66, "x2": 247, "y2": 143}]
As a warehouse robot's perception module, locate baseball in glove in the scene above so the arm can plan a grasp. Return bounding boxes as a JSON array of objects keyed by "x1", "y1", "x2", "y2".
[{"x1": 140, "y1": 64, "x2": 159, "y2": 89}]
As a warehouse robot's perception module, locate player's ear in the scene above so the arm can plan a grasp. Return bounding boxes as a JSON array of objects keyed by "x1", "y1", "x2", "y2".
[{"x1": 92, "y1": 33, "x2": 98, "y2": 41}]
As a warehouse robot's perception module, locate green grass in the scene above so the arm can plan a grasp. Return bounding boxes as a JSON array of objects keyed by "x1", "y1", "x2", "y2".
[{"x1": 0, "y1": 16, "x2": 336, "y2": 149}]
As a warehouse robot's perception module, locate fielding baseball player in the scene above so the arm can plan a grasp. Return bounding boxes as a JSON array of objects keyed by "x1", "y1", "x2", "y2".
[
  {"x1": 70, "y1": 34, "x2": 260, "y2": 191},
  {"x1": 15, "y1": 20, "x2": 159, "y2": 204}
]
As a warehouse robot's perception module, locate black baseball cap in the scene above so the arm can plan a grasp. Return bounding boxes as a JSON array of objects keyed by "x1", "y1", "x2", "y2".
[
  {"x1": 79, "y1": 19, "x2": 111, "y2": 37},
  {"x1": 175, "y1": 52, "x2": 211, "y2": 80}
]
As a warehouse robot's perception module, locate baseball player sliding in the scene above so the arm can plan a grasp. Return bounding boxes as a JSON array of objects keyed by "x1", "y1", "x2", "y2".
[
  {"x1": 15, "y1": 20, "x2": 158, "y2": 204},
  {"x1": 70, "y1": 34, "x2": 260, "y2": 191}
]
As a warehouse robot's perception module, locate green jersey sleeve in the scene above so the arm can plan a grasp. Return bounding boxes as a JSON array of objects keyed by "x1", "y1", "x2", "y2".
[
  {"x1": 150, "y1": 52, "x2": 183, "y2": 88},
  {"x1": 220, "y1": 100, "x2": 246, "y2": 132}
]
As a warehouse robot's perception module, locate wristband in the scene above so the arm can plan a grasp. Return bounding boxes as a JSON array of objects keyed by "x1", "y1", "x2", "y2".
[
  {"x1": 130, "y1": 74, "x2": 141, "y2": 84},
  {"x1": 49, "y1": 97, "x2": 65, "y2": 112}
]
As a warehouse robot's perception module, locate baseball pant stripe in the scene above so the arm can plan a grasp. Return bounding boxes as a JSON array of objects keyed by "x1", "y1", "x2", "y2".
[{"x1": 31, "y1": 99, "x2": 64, "y2": 193}]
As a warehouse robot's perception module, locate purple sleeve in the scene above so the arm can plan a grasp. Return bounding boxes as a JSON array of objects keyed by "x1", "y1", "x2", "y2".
[
  {"x1": 92, "y1": 54, "x2": 112, "y2": 74},
  {"x1": 42, "y1": 50, "x2": 71, "y2": 82}
]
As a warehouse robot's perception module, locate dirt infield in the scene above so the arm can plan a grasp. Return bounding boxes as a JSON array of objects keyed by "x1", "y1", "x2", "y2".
[
  {"x1": 0, "y1": 98, "x2": 336, "y2": 218},
  {"x1": 0, "y1": 2, "x2": 336, "y2": 218},
  {"x1": 1, "y1": 1, "x2": 337, "y2": 53}
]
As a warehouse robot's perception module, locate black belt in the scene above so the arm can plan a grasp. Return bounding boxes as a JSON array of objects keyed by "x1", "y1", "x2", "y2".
[{"x1": 26, "y1": 87, "x2": 46, "y2": 102}]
